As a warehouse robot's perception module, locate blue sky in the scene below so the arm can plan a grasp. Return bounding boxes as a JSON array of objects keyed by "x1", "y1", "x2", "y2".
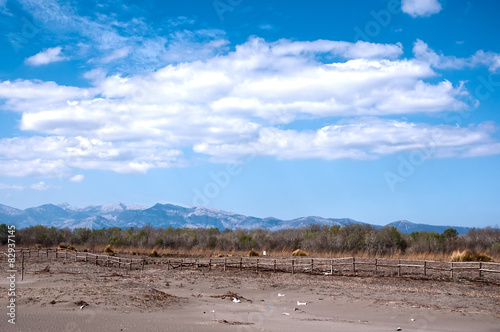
[{"x1": 0, "y1": 0, "x2": 499, "y2": 227}]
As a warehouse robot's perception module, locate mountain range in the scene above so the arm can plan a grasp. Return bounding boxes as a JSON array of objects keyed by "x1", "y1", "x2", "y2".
[{"x1": 0, "y1": 202, "x2": 476, "y2": 234}]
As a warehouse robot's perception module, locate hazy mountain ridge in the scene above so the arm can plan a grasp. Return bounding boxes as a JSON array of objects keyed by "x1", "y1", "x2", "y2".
[{"x1": 0, "y1": 203, "x2": 475, "y2": 234}]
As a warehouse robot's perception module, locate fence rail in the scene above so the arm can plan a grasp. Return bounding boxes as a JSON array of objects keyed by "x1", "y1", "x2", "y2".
[
  {"x1": 161, "y1": 256, "x2": 500, "y2": 280},
  {"x1": 3, "y1": 248, "x2": 500, "y2": 282},
  {"x1": 3, "y1": 248, "x2": 144, "y2": 280}
]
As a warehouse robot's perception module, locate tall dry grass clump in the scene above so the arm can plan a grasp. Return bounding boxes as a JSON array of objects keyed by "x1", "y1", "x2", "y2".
[
  {"x1": 292, "y1": 249, "x2": 308, "y2": 256},
  {"x1": 148, "y1": 249, "x2": 160, "y2": 257},
  {"x1": 450, "y1": 250, "x2": 493, "y2": 262},
  {"x1": 66, "y1": 244, "x2": 77, "y2": 251},
  {"x1": 248, "y1": 249, "x2": 260, "y2": 257},
  {"x1": 58, "y1": 243, "x2": 68, "y2": 250},
  {"x1": 104, "y1": 244, "x2": 115, "y2": 256}
]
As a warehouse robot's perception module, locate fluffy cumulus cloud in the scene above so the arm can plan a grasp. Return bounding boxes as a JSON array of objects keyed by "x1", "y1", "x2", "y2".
[
  {"x1": 402, "y1": 0, "x2": 442, "y2": 18},
  {"x1": 0, "y1": 37, "x2": 499, "y2": 178},
  {"x1": 25, "y1": 46, "x2": 68, "y2": 66}
]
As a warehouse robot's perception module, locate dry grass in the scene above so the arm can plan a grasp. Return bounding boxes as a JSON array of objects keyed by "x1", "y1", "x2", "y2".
[
  {"x1": 52, "y1": 244, "x2": 499, "y2": 262},
  {"x1": 292, "y1": 249, "x2": 308, "y2": 256},
  {"x1": 66, "y1": 244, "x2": 77, "y2": 251},
  {"x1": 148, "y1": 249, "x2": 160, "y2": 257},
  {"x1": 104, "y1": 244, "x2": 115, "y2": 256},
  {"x1": 450, "y1": 250, "x2": 493, "y2": 262},
  {"x1": 248, "y1": 249, "x2": 259, "y2": 257}
]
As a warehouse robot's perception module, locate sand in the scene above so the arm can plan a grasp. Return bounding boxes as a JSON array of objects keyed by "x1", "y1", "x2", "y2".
[{"x1": 1, "y1": 256, "x2": 499, "y2": 332}]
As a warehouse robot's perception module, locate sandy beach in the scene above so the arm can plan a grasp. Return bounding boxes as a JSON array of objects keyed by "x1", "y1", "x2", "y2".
[{"x1": 1, "y1": 256, "x2": 499, "y2": 332}]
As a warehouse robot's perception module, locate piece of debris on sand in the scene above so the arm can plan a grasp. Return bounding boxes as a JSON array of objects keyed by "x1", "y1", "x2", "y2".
[
  {"x1": 74, "y1": 300, "x2": 89, "y2": 307},
  {"x1": 218, "y1": 319, "x2": 254, "y2": 325},
  {"x1": 210, "y1": 291, "x2": 251, "y2": 303},
  {"x1": 33, "y1": 266, "x2": 51, "y2": 274}
]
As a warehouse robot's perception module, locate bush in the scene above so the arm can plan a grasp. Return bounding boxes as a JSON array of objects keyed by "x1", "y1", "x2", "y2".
[
  {"x1": 66, "y1": 244, "x2": 77, "y2": 251},
  {"x1": 292, "y1": 249, "x2": 308, "y2": 256},
  {"x1": 248, "y1": 249, "x2": 260, "y2": 257},
  {"x1": 104, "y1": 244, "x2": 115, "y2": 256},
  {"x1": 450, "y1": 250, "x2": 492, "y2": 262},
  {"x1": 34, "y1": 244, "x2": 42, "y2": 249},
  {"x1": 148, "y1": 249, "x2": 159, "y2": 257}
]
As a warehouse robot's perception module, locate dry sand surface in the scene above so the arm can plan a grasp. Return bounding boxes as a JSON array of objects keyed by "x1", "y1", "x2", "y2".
[{"x1": 1, "y1": 256, "x2": 499, "y2": 332}]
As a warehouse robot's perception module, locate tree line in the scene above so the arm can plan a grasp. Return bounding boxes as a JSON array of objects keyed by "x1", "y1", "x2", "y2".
[{"x1": 1, "y1": 223, "x2": 499, "y2": 257}]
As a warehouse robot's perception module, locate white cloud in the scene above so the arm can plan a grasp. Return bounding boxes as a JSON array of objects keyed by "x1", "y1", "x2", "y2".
[
  {"x1": 25, "y1": 46, "x2": 68, "y2": 66},
  {"x1": 101, "y1": 46, "x2": 131, "y2": 63},
  {"x1": 413, "y1": 39, "x2": 500, "y2": 72},
  {"x1": 193, "y1": 119, "x2": 498, "y2": 161},
  {"x1": 0, "y1": 183, "x2": 24, "y2": 190},
  {"x1": 402, "y1": 0, "x2": 442, "y2": 18},
  {"x1": 70, "y1": 174, "x2": 85, "y2": 182},
  {"x1": 16, "y1": 0, "x2": 229, "y2": 73},
  {"x1": 0, "y1": 37, "x2": 498, "y2": 177},
  {"x1": 30, "y1": 182, "x2": 51, "y2": 191}
]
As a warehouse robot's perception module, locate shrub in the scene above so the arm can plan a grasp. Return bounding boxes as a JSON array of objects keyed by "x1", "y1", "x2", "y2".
[
  {"x1": 292, "y1": 249, "x2": 308, "y2": 256},
  {"x1": 34, "y1": 244, "x2": 42, "y2": 249},
  {"x1": 248, "y1": 249, "x2": 260, "y2": 257},
  {"x1": 450, "y1": 250, "x2": 492, "y2": 262},
  {"x1": 148, "y1": 249, "x2": 159, "y2": 257},
  {"x1": 66, "y1": 244, "x2": 77, "y2": 251},
  {"x1": 104, "y1": 244, "x2": 115, "y2": 256}
]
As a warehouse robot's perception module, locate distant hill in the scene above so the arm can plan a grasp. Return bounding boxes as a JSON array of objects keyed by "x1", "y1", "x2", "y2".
[
  {"x1": 388, "y1": 220, "x2": 472, "y2": 235},
  {"x1": 0, "y1": 202, "x2": 477, "y2": 234}
]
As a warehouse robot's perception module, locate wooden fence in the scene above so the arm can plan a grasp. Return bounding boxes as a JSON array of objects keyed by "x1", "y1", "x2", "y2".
[
  {"x1": 4, "y1": 249, "x2": 500, "y2": 282},
  {"x1": 5, "y1": 248, "x2": 145, "y2": 280},
  {"x1": 160, "y1": 256, "x2": 500, "y2": 281}
]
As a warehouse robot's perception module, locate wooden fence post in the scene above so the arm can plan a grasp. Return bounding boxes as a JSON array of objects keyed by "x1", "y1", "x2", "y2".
[
  {"x1": 310, "y1": 259, "x2": 313, "y2": 275},
  {"x1": 274, "y1": 259, "x2": 277, "y2": 273},
  {"x1": 55, "y1": 248, "x2": 58, "y2": 259},
  {"x1": 46, "y1": 249, "x2": 49, "y2": 258},
  {"x1": 209, "y1": 258, "x2": 212, "y2": 271},
  {"x1": 224, "y1": 258, "x2": 227, "y2": 272},
  {"x1": 118, "y1": 257, "x2": 121, "y2": 268},
  {"x1": 374, "y1": 258, "x2": 378, "y2": 275},
  {"x1": 450, "y1": 262, "x2": 454, "y2": 278},
  {"x1": 292, "y1": 260, "x2": 295, "y2": 274},
  {"x1": 239, "y1": 258, "x2": 243, "y2": 271},
  {"x1": 352, "y1": 257, "x2": 356, "y2": 273},
  {"x1": 37, "y1": 248, "x2": 40, "y2": 257},
  {"x1": 142, "y1": 259, "x2": 145, "y2": 271},
  {"x1": 478, "y1": 262, "x2": 482, "y2": 278},
  {"x1": 330, "y1": 259, "x2": 334, "y2": 275},
  {"x1": 167, "y1": 259, "x2": 170, "y2": 270},
  {"x1": 424, "y1": 261, "x2": 427, "y2": 276},
  {"x1": 398, "y1": 259, "x2": 401, "y2": 277},
  {"x1": 21, "y1": 250, "x2": 25, "y2": 281},
  {"x1": 180, "y1": 259, "x2": 183, "y2": 271},
  {"x1": 256, "y1": 259, "x2": 259, "y2": 272}
]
